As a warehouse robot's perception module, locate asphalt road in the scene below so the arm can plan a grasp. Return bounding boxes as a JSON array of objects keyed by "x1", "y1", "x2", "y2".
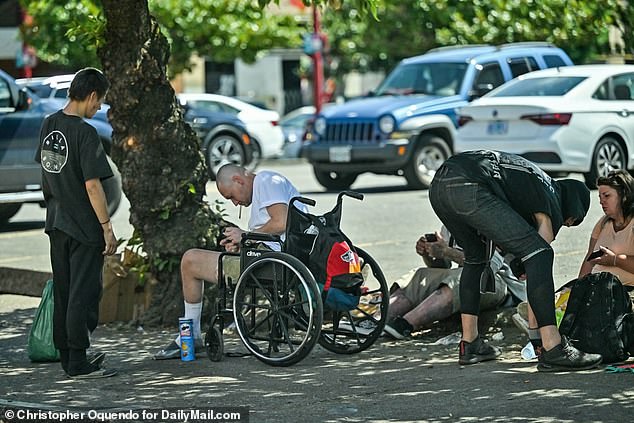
[
  {"x1": 1, "y1": 159, "x2": 631, "y2": 423},
  {"x1": 0, "y1": 158, "x2": 601, "y2": 284}
]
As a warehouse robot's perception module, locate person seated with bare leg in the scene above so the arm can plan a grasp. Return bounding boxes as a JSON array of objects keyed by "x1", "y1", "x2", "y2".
[
  {"x1": 154, "y1": 164, "x2": 306, "y2": 359},
  {"x1": 385, "y1": 227, "x2": 525, "y2": 339}
]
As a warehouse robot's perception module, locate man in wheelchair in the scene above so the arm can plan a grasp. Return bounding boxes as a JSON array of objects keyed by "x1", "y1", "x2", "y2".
[{"x1": 154, "y1": 164, "x2": 307, "y2": 360}]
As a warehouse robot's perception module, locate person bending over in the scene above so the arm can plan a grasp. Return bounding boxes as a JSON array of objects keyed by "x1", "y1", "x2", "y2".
[{"x1": 429, "y1": 150, "x2": 602, "y2": 372}]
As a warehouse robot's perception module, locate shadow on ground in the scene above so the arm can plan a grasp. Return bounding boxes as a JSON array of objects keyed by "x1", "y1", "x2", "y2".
[{"x1": 1, "y1": 304, "x2": 633, "y2": 423}]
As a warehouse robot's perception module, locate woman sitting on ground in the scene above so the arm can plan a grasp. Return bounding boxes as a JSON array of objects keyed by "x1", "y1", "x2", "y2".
[{"x1": 579, "y1": 170, "x2": 634, "y2": 287}]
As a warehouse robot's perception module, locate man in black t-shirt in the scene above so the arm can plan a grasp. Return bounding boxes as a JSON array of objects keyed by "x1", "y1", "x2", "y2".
[
  {"x1": 36, "y1": 68, "x2": 117, "y2": 378},
  {"x1": 429, "y1": 150, "x2": 602, "y2": 372}
]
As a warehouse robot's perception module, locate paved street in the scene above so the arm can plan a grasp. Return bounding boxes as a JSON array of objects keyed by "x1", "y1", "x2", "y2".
[
  {"x1": 1, "y1": 159, "x2": 632, "y2": 423},
  {"x1": 0, "y1": 159, "x2": 600, "y2": 284}
]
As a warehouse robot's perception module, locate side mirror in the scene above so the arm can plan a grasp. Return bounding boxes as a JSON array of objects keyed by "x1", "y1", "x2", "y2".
[
  {"x1": 467, "y1": 84, "x2": 495, "y2": 101},
  {"x1": 16, "y1": 88, "x2": 30, "y2": 111}
]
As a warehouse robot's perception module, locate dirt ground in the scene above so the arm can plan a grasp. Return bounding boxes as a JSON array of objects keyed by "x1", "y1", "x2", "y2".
[{"x1": 1, "y1": 293, "x2": 633, "y2": 423}]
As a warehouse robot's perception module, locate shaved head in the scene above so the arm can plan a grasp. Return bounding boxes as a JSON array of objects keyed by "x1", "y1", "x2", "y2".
[
  {"x1": 216, "y1": 164, "x2": 255, "y2": 207},
  {"x1": 216, "y1": 164, "x2": 246, "y2": 189}
]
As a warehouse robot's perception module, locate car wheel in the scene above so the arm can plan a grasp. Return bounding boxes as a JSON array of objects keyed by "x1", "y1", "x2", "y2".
[
  {"x1": 0, "y1": 204, "x2": 22, "y2": 226},
  {"x1": 103, "y1": 155, "x2": 122, "y2": 216},
  {"x1": 584, "y1": 136, "x2": 626, "y2": 189},
  {"x1": 313, "y1": 168, "x2": 358, "y2": 191},
  {"x1": 404, "y1": 134, "x2": 451, "y2": 189},
  {"x1": 206, "y1": 134, "x2": 247, "y2": 180}
]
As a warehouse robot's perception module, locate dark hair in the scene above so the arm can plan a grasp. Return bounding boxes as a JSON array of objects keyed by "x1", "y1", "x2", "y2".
[
  {"x1": 597, "y1": 169, "x2": 634, "y2": 217},
  {"x1": 68, "y1": 67, "x2": 109, "y2": 101}
]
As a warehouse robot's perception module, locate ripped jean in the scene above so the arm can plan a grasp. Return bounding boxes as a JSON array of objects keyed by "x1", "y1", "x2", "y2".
[{"x1": 429, "y1": 165, "x2": 557, "y2": 326}]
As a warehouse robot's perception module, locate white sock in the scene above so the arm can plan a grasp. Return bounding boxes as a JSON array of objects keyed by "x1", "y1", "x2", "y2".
[{"x1": 174, "y1": 301, "x2": 203, "y2": 345}]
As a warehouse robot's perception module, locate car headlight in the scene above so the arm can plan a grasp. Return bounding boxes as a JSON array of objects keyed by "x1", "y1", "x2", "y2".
[
  {"x1": 379, "y1": 115, "x2": 395, "y2": 134},
  {"x1": 314, "y1": 117, "x2": 326, "y2": 136}
]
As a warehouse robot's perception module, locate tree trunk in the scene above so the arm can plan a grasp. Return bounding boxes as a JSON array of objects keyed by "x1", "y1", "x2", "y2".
[{"x1": 98, "y1": 0, "x2": 221, "y2": 326}]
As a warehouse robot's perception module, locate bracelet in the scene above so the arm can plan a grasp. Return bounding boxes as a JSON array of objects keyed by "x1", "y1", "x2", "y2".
[{"x1": 100, "y1": 219, "x2": 110, "y2": 225}]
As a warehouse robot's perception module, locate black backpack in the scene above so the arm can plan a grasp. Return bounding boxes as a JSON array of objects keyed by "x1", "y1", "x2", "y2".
[
  {"x1": 285, "y1": 196, "x2": 364, "y2": 311},
  {"x1": 559, "y1": 272, "x2": 634, "y2": 363}
]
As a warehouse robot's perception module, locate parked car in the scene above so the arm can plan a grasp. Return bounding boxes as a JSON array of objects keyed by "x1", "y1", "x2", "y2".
[
  {"x1": 455, "y1": 64, "x2": 634, "y2": 188},
  {"x1": 17, "y1": 75, "x2": 113, "y2": 149},
  {"x1": 177, "y1": 93, "x2": 285, "y2": 160},
  {"x1": 16, "y1": 74, "x2": 73, "y2": 99},
  {"x1": 279, "y1": 104, "x2": 336, "y2": 158},
  {"x1": 19, "y1": 74, "x2": 253, "y2": 180},
  {"x1": 180, "y1": 102, "x2": 254, "y2": 178},
  {"x1": 303, "y1": 43, "x2": 573, "y2": 190},
  {"x1": 279, "y1": 106, "x2": 315, "y2": 158},
  {"x1": 0, "y1": 69, "x2": 121, "y2": 225}
]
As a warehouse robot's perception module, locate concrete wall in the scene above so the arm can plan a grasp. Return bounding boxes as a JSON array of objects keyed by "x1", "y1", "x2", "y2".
[
  {"x1": 0, "y1": 28, "x2": 20, "y2": 60},
  {"x1": 236, "y1": 54, "x2": 283, "y2": 113}
]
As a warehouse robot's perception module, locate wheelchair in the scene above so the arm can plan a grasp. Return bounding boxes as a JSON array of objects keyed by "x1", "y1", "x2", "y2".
[{"x1": 204, "y1": 191, "x2": 389, "y2": 366}]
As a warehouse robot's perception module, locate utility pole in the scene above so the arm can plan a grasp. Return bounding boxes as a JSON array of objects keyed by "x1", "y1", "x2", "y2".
[{"x1": 312, "y1": 5, "x2": 324, "y2": 114}]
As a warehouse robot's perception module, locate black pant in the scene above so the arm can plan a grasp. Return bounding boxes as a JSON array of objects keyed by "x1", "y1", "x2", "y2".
[{"x1": 49, "y1": 230, "x2": 103, "y2": 351}]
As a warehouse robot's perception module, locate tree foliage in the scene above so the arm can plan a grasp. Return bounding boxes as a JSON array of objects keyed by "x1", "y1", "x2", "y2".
[
  {"x1": 20, "y1": 0, "x2": 306, "y2": 74},
  {"x1": 322, "y1": 0, "x2": 626, "y2": 77}
]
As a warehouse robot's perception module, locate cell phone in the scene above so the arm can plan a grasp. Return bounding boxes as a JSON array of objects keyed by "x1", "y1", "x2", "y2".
[
  {"x1": 587, "y1": 248, "x2": 605, "y2": 261},
  {"x1": 424, "y1": 233, "x2": 437, "y2": 242}
]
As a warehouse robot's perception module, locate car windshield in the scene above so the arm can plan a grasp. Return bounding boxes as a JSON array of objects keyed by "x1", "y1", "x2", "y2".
[
  {"x1": 490, "y1": 76, "x2": 587, "y2": 97},
  {"x1": 24, "y1": 84, "x2": 52, "y2": 98},
  {"x1": 374, "y1": 62, "x2": 468, "y2": 96}
]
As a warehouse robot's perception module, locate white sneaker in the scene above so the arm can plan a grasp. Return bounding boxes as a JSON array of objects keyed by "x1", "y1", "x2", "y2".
[{"x1": 338, "y1": 318, "x2": 377, "y2": 336}]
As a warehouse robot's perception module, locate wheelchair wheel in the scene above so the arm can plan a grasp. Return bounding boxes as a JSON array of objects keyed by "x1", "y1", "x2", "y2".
[
  {"x1": 205, "y1": 325, "x2": 224, "y2": 362},
  {"x1": 233, "y1": 252, "x2": 323, "y2": 366},
  {"x1": 319, "y1": 247, "x2": 389, "y2": 354}
]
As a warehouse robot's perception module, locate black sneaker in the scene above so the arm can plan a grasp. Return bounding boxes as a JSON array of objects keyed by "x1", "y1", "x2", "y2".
[
  {"x1": 383, "y1": 316, "x2": 413, "y2": 340},
  {"x1": 62, "y1": 351, "x2": 105, "y2": 373},
  {"x1": 458, "y1": 335, "x2": 501, "y2": 365},
  {"x1": 67, "y1": 362, "x2": 117, "y2": 379},
  {"x1": 537, "y1": 336, "x2": 602, "y2": 372}
]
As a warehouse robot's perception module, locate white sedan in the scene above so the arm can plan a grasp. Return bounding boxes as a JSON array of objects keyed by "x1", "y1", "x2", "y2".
[
  {"x1": 178, "y1": 93, "x2": 284, "y2": 160},
  {"x1": 455, "y1": 64, "x2": 634, "y2": 188}
]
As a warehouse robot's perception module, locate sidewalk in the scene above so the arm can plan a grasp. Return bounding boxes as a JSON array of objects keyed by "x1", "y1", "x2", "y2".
[{"x1": 1, "y1": 293, "x2": 632, "y2": 423}]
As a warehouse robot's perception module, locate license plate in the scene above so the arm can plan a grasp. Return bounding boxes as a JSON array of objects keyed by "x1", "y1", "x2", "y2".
[
  {"x1": 329, "y1": 146, "x2": 352, "y2": 162},
  {"x1": 487, "y1": 120, "x2": 508, "y2": 135}
]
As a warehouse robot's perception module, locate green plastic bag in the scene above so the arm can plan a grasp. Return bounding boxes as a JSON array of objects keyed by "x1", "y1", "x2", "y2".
[{"x1": 27, "y1": 279, "x2": 60, "y2": 362}]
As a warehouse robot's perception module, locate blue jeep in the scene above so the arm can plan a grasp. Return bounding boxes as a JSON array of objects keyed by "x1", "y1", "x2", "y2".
[{"x1": 304, "y1": 43, "x2": 573, "y2": 190}]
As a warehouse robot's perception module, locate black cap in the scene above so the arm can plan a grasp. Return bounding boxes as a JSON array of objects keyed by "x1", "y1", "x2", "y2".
[{"x1": 557, "y1": 179, "x2": 590, "y2": 226}]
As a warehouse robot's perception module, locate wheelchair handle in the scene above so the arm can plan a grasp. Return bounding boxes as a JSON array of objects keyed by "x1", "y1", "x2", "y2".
[
  {"x1": 290, "y1": 196, "x2": 316, "y2": 208},
  {"x1": 337, "y1": 190, "x2": 364, "y2": 204}
]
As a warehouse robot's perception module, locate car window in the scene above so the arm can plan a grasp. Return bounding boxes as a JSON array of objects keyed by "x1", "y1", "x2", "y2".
[
  {"x1": 54, "y1": 88, "x2": 68, "y2": 98},
  {"x1": 282, "y1": 114, "x2": 309, "y2": 127},
  {"x1": 26, "y1": 84, "x2": 52, "y2": 98},
  {"x1": 375, "y1": 62, "x2": 468, "y2": 96},
  {"x1": 610, "y1": 73, "x2": 634, "y2": 100},
  {"x1": 472, "y1": 62, "x2": 505, "y2": 92},
  {"x1": 0, "y1": 78, "x2": 10, "y2": 108},
  {"x1": 190, "y1": 100, "x2": 239, "y2": 115},
  {"x1": 490, "y1": 76, "x2": 586, "y2": 97},
  {"x1": 508, "y1": 56, "x2": 539, "y2": 78},
  {"x1": 593, "y1": 80, "x2": 610, "y2": 100},
  {"x1": 543, "y1": 54, "x2": 567, "y2": 68}
]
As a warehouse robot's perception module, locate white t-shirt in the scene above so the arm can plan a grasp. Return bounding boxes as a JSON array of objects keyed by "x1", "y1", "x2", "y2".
[{"x1": 248, "y1": 170, "x2": 307, "y2": 250}]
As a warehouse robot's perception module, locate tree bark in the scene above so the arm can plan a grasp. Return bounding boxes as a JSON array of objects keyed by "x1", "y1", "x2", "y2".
[{"x1": 98, "y1": 0, "x2": 221, "y2": 326}]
